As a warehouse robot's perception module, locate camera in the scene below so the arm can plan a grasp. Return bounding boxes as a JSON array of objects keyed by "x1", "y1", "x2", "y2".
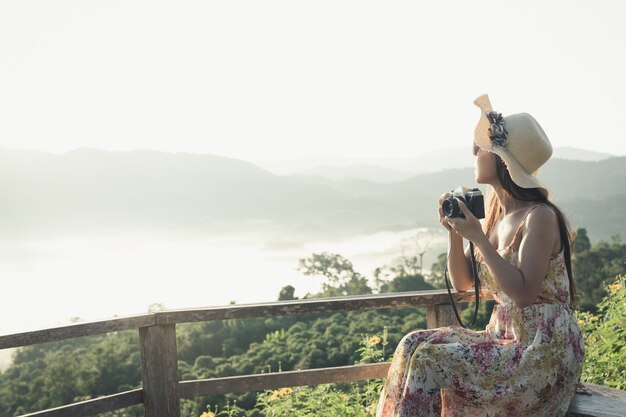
[{"x1": 442, "y1": 186, "x2": 485, "y2": 219}]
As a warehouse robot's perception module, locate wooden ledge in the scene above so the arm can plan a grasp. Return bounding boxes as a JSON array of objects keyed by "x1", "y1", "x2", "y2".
[
  {"x1": 156, "y1": 289, "x2": 493, "y2": 325},
  {"x1": 567, "y1": 383, "x2": 626, "y2": 417}
]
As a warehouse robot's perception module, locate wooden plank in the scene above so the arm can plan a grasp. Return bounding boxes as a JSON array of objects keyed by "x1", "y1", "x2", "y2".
[
  {"x1": 581, "y1": 383, "x2": 626, "y2": 402},
  {"x1": 17, "y1": 389, "x2": 143, "y2": 417},
  {"x1": 426, "y1": 304, "x2": 459, "y2": 328},
  {"x1": 157, "y1": 290, "x2": 493, "y2": 325},
  {"x1": 0, "y1": 314, "x2": 155, "y2": 350},
  {"x1": 139, "y1": 324, "x2": 181, "y2": 417},
  {"x1": 179, "y1": 363, "x2": 391, "y2": 398},
  {"x1": 0, "y1": 291, "x2": 493, "y2": 350},
  {"x1": 567, "y1": 383, "x2": 626, "y2": 417}
]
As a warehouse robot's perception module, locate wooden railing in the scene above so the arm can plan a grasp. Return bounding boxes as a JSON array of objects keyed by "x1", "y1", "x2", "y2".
[{"x1": 1, "y1": 289, "x2": 624, "y2": 417}]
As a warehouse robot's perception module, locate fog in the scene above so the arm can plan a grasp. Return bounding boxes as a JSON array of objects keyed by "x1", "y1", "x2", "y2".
[{"x1": 0, "y1": 227, "x2": 446, "y2": 337}]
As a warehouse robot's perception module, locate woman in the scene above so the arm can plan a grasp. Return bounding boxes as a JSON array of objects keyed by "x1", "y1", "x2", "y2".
[{"x1": 376, "y1": 95, "x2": 585, "y2": 417}]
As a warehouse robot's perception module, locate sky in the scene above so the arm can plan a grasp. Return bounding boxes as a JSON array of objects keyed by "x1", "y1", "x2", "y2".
[{"x1": 1, "y1": 0, "x2": 625, "y2": 163}]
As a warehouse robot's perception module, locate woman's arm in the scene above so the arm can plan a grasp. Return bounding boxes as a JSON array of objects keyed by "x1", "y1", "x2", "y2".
[
  {"x1": 447, "y1": 233, "x2": 474, "y2": 291},
  {"x1": 438, "y1": 193, "x2": 474, "y2": 291},
  {"x1": 473, "y1": 205, "x2": 559, "y2": 308}
]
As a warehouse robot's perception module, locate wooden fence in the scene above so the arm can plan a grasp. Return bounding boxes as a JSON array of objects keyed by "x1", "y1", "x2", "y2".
[{"x1": 1, "y1": 289, "x2": 624, "y2": 417}]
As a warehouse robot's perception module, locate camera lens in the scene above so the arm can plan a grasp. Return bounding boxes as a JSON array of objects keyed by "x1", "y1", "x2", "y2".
[{"x1": 442, "y1": 198, "x2": 460, "y2": 218}]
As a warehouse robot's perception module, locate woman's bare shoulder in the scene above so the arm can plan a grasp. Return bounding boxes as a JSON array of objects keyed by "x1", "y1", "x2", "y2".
[
  {"x1": 523, "y1": 204, "x2": 560, "y2": 244},
  {"x1": 526, "y1": 203, "x2": 558, "y2": 226}
]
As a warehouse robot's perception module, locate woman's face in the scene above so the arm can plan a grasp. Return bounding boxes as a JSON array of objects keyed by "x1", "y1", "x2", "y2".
[{"x1": 473, "y1": 143, "x2": 497, "y2": 185}]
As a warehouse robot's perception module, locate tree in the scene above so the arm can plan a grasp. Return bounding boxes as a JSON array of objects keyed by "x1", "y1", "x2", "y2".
[
  {"x1": 380, "y1": 274, "x2": 434, "y2": 293},
  {"x1": 573, "y1": 235, "x2": 626, "y2": 312},
  {"x1": 428, "y1": 252, "x2": 448, "y2": 289},
  {"x1": 578, "y1": 275, "x2": 625, "y2": 390},
  {"x1": 278, "y1": 285, "x2": 297, "y2": 301},
  {"x1": 298, "y1": 252, "x2": 371, "y2": 296},
  {"x1": 408, "y1": 230, "x2": 434, "y2": 274},
  {"x1": 147, "y1": 303, "x2": 166, "y2": 313},
  {"x1": 573, "y1": 227, "x2": 591, "y2": 253}
]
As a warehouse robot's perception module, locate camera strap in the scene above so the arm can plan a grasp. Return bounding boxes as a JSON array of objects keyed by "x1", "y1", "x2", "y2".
[{"x1": 443, "y1": 241, "x2": 480, "y2": 328}]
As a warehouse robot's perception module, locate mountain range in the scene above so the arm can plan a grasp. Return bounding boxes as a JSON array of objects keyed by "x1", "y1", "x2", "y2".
[
  {"x1": 0, "y1": 146, "x2": 623, "y2": 242},
  {"x1": 254, "y1": 146, "x2": 614, "y2": 181}
]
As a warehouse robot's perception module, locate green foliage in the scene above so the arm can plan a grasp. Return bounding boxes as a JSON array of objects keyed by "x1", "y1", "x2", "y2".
[
  {"x1": 577, "y1": 275, "x2": 626, "y2": 390},
  {"x1": 253, "y1": 330, "x2": 389, "y2": 417},
  {"x1": 0, "y1": 331, "x2": 142, "y2": 417},
  {"x1": 372, "y1": 253, "x2": 438, "y2": 294},
  {"x1": 298, "y1": 252, "x2": 371, "y2": 297},
  {"x1": 198, "y1": 401, "x2": 247, "y2": 417},
  {"x1": 278, "y1": 285, "x2": 297, "y2": 301},
  {"x1": 428, "y1": 252, "x2": 448, "y2": 289},
  {"x1": 172, "y1": 306, "x2": 424, "y2": 415},
  {"x1": 379, "y1": 274, "x2": 434, "y2": 293},
  {"x1": 573, "y1": 228, "x2": 591, "y2": 253},
  {"x1": 572, "y1": 230, "x2": 626, "y2": 312},
  {"x1": 256, "y1": 383, "x2": 378, "y2": 417}
]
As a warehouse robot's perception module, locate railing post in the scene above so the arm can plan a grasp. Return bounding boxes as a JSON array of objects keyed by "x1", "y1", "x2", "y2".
[
  {"x1": 426, "y1": 304, "x2": 459, "y2": 328},
  {"x1": 139, "y1": 324, "x2": 181, "y2": 417}
]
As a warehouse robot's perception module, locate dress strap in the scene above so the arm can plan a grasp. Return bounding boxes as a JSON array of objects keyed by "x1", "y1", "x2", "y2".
[{"x1": 504, "y1": 205, "x2": 541, "y2": 251}]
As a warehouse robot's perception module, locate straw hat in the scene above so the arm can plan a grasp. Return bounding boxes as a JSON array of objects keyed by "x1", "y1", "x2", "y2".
[{"x1": 473, "y1": 94, "x2": 552, "y2": 196}]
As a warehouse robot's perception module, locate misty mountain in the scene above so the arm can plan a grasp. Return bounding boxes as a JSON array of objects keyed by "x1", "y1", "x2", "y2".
[
  {"x1": 0, "y1": 148, "x2": 397, "y2": 238},
  {"x1": 291, "y1": 164, "x2": 421, "y2": 183},
  {"x1": 255, "y1": 147, "x2": 473, "y2": 176},
  {"x1": 256, "y1": 147, "x2": 615, "y2": 182},
  {"x1": 0, "y1": 147, "x2": 624, "y2": 242},
  {"x1": 551, "y1": 147, "x2": 613, "y2": 161}
]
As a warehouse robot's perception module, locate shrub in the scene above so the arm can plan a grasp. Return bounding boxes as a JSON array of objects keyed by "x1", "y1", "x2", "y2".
[
  {"x1": 577, "y1": 275, "x2": 626, "y2": 390},
  {"x1": 202, "y1": 329, "x2": 389, "y2": 417},
  {"x1": 254, "y1": 330, "x2": 388, "y2": 417}
]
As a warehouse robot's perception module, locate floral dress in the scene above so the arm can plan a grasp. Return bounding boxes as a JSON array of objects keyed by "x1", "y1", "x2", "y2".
[{"x1": 376, "y1": 209, "x2": 585, "y2": 417}]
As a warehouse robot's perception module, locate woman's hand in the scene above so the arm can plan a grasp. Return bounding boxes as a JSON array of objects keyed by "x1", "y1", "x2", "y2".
[
  {"x1": 438, "y1": 193, "x2": 455, "y2": 232},
  {"x1": 445, "y1": 199, "x2": 485, "y2": 243}
]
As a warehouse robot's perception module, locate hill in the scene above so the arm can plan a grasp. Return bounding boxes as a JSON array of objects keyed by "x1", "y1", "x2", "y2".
[
  {"x1": 0, "y1": 147, "x2": 624, "y2": 241},
  {"x1": 255, "y1": 146, "x2": 614, "y2": 179}
]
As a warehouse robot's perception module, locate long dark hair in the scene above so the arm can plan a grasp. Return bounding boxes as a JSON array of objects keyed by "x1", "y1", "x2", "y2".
[{"x1": 482, "y1": 154, "x2": 578, "y2": 307}]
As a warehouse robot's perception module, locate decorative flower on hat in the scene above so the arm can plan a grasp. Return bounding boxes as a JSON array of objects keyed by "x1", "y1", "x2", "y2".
[{"x1": 487, "y1": 111, "x2": 508, "y2": 147}]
